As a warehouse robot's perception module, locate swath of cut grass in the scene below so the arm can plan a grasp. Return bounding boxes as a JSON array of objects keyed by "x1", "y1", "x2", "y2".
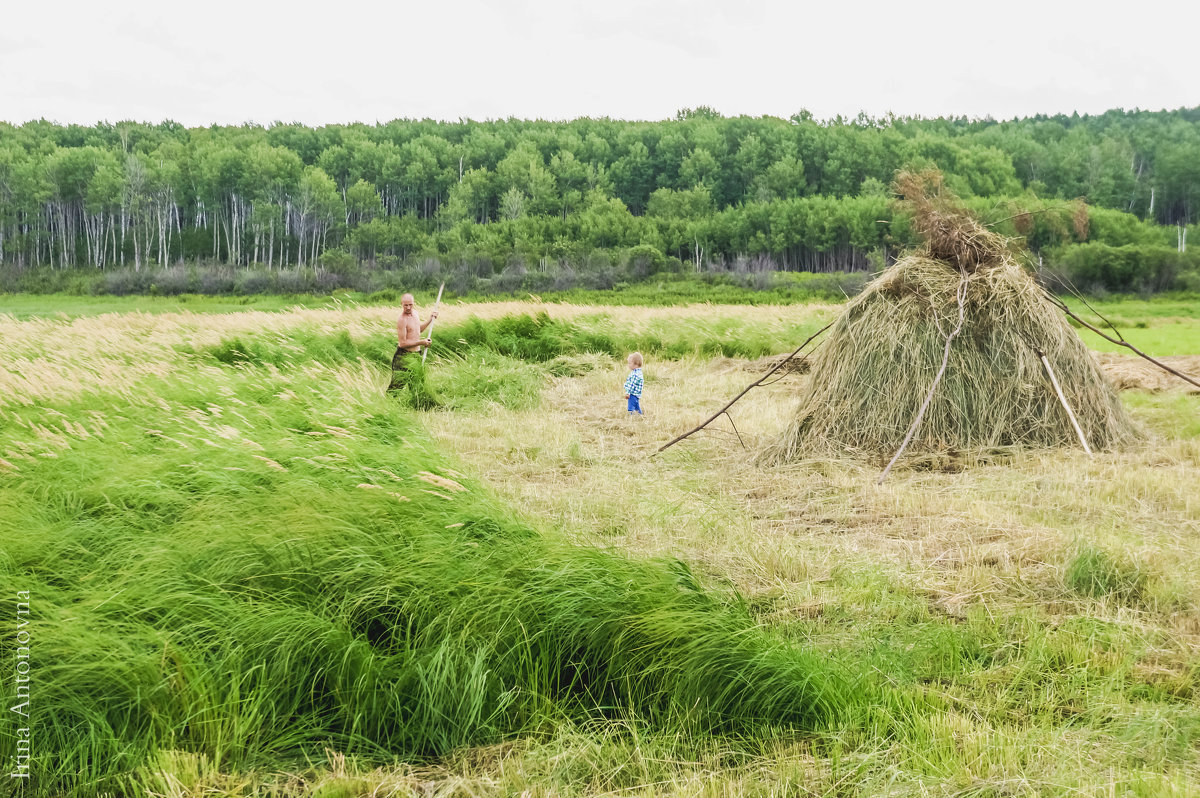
[
  {"x1": 422, "y1": 342, "x2": 1200, "y2": 794},
  {"x1": 0, "y1": 366, "x2": 850, "y2": 797}
]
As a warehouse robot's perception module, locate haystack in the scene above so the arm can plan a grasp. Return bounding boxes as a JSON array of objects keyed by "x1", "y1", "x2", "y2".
[{"x1": 763, "y1": 171, "x2": 1137, "y2": 463}]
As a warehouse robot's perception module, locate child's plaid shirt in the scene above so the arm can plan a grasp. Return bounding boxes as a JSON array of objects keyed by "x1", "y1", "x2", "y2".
[{"x1": 623, "y1": 368, "x2": 643, "y2": 397}]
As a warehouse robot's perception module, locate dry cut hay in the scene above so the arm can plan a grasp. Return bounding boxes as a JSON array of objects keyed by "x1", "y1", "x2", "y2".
[
  {"x1": 762, "y1": 255, "x2": 1139, "y2": 463},
  {"x1": 893, "y1": 170, "x2": 1017, "y2": 273},
  {"x1": 1097, "y1": 353, "x2": 1200, "y2": 394}
]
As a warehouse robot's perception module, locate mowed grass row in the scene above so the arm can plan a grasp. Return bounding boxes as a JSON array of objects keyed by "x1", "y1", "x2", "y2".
[{"x1": 0, "y1": 353, "x2": 856, "y2": 796}]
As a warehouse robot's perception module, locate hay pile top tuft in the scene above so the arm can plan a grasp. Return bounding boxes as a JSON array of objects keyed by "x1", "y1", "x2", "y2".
[
  {"x1": 893, "y1": 169, "x2": 1015, "y2": 273},
  {"x1": 762, "y1": 171, "x2": 1137, "y2": 464}
]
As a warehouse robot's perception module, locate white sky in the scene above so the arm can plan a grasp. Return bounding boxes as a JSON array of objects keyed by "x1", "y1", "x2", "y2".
[{"x1": 2, "y1": 0, "x2": 1197, "y2": 127}]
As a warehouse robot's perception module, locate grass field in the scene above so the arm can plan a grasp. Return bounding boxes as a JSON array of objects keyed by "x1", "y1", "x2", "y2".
[
  {"x1": 1, "y1": 296, "x2": 1198, "y2": 796},
  {"x1": 5, "y1": 289, "x2": 1200, "y2": 352}
]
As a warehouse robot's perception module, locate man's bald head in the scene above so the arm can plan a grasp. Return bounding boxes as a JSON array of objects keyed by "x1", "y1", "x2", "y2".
[{"x1": 401, "y1": 294, "x2": 415, "y2": 314}]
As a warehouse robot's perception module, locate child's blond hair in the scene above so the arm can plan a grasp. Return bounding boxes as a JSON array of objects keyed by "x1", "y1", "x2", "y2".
[{"x1": 628, "y1": 351, "x2": 643, "y2": 367}]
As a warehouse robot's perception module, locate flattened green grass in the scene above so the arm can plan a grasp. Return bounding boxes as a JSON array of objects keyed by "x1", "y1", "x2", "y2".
[{"x1": 0, "y1": 355, "x2": 850, "y2": 796}]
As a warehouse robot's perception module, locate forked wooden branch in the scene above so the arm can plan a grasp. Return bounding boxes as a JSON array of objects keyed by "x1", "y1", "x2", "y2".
[
  {"x1": 724, "y1": 411, "x2": 746, "y2": 451},
  {"x1": 656, "y1": 323, "x2": 832, "y2": 455},
  {"x1": 986, "y1": 200, "x2": 1081, "y2": 229},
  {"x1": 877, "y1": 275, "x2": 969, "y2": 485},
  {"x1": 1043, "y1": 290, "x2": 1200, "y2": 391}
]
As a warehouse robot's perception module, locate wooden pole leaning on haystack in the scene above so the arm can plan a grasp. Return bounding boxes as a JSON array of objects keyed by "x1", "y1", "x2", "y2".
[
  {"x1": 1035, "y1": 346, "x2": 1092, "y2": 455},
  {"x1": 656, "y1": 323, "x2": 832, "y2": 455}
]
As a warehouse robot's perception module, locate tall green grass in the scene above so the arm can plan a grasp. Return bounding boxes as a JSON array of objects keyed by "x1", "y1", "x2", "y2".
[
  {"x1": 387, "y1": 356, "x2": 442, "y2": 410},
  {"x1": 187, "y1": 311, "x2": 812, "y2": 368},
  {"x1": 434, "y1": 311, "x2": 807, "y2": 362},
  {"x1": 0, "y1": 366, "x2": 849, "y2": 796},
  {"x1": 180, "y1": 312, "x2": 831, "y2": 414}
]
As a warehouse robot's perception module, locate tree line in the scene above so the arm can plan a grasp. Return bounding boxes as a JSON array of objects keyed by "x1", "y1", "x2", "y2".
[{"x1": 0, "y1": 107, "x2": 1197, "y2": 283}]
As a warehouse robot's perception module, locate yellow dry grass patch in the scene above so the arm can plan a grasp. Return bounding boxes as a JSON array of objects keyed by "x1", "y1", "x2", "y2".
[
  {"x1": 1098, "y1": 352, "x2": 1200, "y2": 393},
  {"x1": 424, "y1": 350, "x2": 1200, "y2": 627}
]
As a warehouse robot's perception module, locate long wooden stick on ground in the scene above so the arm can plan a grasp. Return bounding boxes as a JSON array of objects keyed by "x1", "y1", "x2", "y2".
[
  {"x1": 421, "y1": 282, "x2": 445, "y2": 364},
  {"x1": 1042, "y1": 289, "x2": 1200, "y2": 390},
  {"x1": 656, "y1": 323, "x2": 832, "y2": 454}
]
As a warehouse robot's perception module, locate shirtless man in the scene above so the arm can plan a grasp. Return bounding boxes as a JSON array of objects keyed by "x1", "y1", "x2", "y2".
[{"x1": 388, "y1": 293, "x2": 437, "y2": 391}]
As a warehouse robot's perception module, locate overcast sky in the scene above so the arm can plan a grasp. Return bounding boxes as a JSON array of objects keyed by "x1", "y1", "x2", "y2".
[{"x1": 2, "y1": 0, "x2": 1197, "y2": 127}]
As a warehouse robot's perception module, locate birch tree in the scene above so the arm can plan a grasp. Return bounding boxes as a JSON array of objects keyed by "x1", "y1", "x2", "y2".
[
  {"x1": 84, "y1": 153, "x2": 122, "y2": 268},
  {"x1": 290, "y1": 166, "x2": 340, "y2": 267}
]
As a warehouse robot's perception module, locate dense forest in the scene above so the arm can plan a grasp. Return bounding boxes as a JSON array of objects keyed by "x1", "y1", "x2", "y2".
[{"x1": 1, "y1": 107, "x2": 1198, "y2": 294}]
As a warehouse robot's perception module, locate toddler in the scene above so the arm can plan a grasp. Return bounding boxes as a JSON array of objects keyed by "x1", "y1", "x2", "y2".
[{"x1": 623, "y1": 352, "x2": 644, "y2": 415}]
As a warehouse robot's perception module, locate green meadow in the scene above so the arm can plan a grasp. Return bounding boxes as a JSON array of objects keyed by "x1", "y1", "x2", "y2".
[{"x1": 1, "y1": 296, "x2": 1198, "y2": 796}]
